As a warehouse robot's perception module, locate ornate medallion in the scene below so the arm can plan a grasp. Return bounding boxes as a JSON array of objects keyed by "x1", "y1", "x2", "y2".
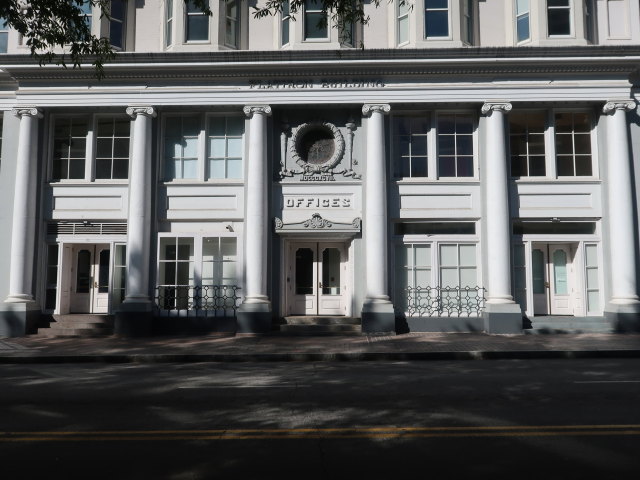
[{"x1": 290, "y1": 121, "x2": 345, "y2": 174}]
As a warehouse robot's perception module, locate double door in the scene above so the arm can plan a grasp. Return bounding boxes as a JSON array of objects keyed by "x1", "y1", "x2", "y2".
[
  {"x1": 288, "y1": 242, "x2": 347, "y2": 315},
  {"x1": 532, "y1": 244, "x2": 575, "y2": 315},
  {"x1": 69, "y1": 244, "x2": 110, "y2": 313}
]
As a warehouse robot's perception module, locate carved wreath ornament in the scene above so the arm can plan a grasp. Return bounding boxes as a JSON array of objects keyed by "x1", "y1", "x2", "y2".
[{"x1": 290, "y1": 121, "x2": 345, "y2": 174}]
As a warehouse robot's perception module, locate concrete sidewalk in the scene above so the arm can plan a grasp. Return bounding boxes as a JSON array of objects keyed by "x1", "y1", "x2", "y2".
[{"x1": 2, "y1": 332, "x2": 640, "y2": 363}]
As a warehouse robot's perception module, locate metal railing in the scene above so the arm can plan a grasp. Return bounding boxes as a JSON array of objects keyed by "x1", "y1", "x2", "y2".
[
  {"x1": 155, "y1": 285, "x2": 241, "y2": 317},
  {"x1": 399, "y1": 286, "x2": 486, "y2": 317}
]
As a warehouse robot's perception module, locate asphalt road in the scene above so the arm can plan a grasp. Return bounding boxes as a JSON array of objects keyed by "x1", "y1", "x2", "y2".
[{"x1": 1, "y1": 359, "x2": 640, "y2": 479}]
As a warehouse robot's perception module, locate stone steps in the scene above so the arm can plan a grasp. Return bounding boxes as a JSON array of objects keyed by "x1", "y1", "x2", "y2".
[
  {"x1": 529, "y1": 316, "x2": 612, "y2": 334},
  {"x1": 35, "y1": 315, "x2": 114, "y2": 338},
  {"x1": 278, "y1": 317, "x2": 362, "y2": 335}
]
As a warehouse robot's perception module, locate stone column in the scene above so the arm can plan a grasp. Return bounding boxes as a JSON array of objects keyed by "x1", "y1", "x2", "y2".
[
  {"x1": 602, "y1": 100, "x2": 640, "y2": 331},
  {"x1": 115, "y1": 106, "x2": 156, "y2": 336},
  {"x1": 481, "y1": 102, "x2": 522, "y2": 333},
  {"x1": 237, "y1": 105, "x2": 272, "y2": 333},
  {"x1": 361, "y1": 104, "x2": 395, "y2": 332},
  {"x1": 1, "y1": 107, "x2": 42, "y2": 336}
]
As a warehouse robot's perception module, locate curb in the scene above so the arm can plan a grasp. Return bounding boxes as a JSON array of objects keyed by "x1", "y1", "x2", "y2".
[{"x1": 1, "y1": 349, "x2": 640, "y2": 364}]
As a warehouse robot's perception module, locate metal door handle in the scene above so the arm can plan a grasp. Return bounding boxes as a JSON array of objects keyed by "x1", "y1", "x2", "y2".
[
  {"x1": 544, "y1": 282, "x2": 550, "y2": 288},
  {"x1": 319, "y1": 282, "x2": 323, "y2": 288}
]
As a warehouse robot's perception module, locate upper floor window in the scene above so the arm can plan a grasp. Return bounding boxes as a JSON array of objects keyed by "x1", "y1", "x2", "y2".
[
  {"x1": 393, "y1": 111, "x2": 476, "y2": 179},
  {"x1": 397, "y1": 1, "x2": 410, "y2": 45},
  {"x1": 547, "y1": 0, "x2": 572, "y2": 36},
  {"x1": 515, "y1": 0, "x2": 530, "y2": 43},
  {"x1": 304, "y1": 0, "x2": 328, "y2": 40},
  {"x1": 108, "y1": 0, "x2": 127, "y2": 49},
  {"x1": 509, "y1": 110, "x2": 594, "y2": 178},
  {"x1": 80, "y1": 1, "x2": 93, "y2": 33},
  {"x1": 51, "y1": 115, "x2": 130, "y2": 182},
  {"x1": 425, "y1": 0, "x2": 450, "y2": 38},
  {"x1": 0, "y1": 17, "x2": 8, "y2": 53},
  {"x1": 281, "y1": 1, "x2": 291, "y2": 46},
  {"x1": 185, "y1": 0, "x2": 209, "y2": 42},
  {"x1": 166, "y1": 0, "x2": 174, "y2": 46},
  {"x1": 461, "y1": 0, "x2": 474, "y2": 44},
  {"x1": 224, "y1": 0, "x2": 239, "y2": 48},
  {"x1": 163, "y1": 114, "x2": 244, "y2": 182}
]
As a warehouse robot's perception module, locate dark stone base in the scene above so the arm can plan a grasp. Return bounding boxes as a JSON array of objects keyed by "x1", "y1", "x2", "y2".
[
  {"x1": 237, "y1": 302, "x2": 272, "y2": 334},
  {"x1": 483, "y1": 303, "x2": 524, "y2": 334},
  {"x1": 115, "y1": 303, "x2": 154, "y2": 337},
  {"x1": 153, "y1": 316, "x2": 237, "y2": 335},
  {"x1": 0, "y1": 302, "x2": 41, "y2": 337},
  {"x1": 606, "y1": 310, "x2": 640, "y2": 333},
  {"x1": 398, "y1": 316, "x2": 484, "y2": 333},
  {"x1": 361, "y1": 302, "x2": 395, "y2": 333}
]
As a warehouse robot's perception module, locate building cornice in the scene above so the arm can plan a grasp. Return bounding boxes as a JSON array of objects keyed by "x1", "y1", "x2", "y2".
[{"x1": 1, "y1": 46, "x2": 639, "y2": 83}]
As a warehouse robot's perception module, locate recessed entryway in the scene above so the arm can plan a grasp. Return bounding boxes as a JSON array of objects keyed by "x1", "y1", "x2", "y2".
[
  {"x1": 285, "y1": 241, "x2": 349, "y2": 316},
  {"x1": 69, "y1": 244, "x2": 110, "y2": 314},
  {"x1": 532, "y1": 243, "x2": 577, "y2": 316}
]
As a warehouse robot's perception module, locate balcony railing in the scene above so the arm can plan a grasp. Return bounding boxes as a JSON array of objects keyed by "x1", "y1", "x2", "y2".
[
  {"x1": 399, "y1": 286, "x2": 486, "y2": 317},
  {"x1": 155, "y1": 285, "x2": 241, "y2": 317}
]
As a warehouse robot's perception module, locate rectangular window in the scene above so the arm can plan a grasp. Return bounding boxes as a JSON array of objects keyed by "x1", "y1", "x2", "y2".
[
  {"x1": 547, "y1": 0, "x2": 571, "y2": 36},
  {"x1": 185, "y1": 0, "x2": 209, "y2": 42},
  {"x1": 202, "y1": 237, "x2": 237, "y2": 286},
  {"x1": 555, "y1": 112, "x2": 592, "y2": 176},
  {"x1": 461, "y1": 0, "x2": 474, "y2": 44},
  {"x1": 425, "y1": 0, "x2": 449, "y2": 38},
  {"x1": 109, "y1": 0, "x2": 127, "y2": 49},
  {"x1": 80, "y1": 1, "x2": 93, "y2": 35},
  {"x1": 397, "y1": 1, "x2": 410, "y2": 44},
  {"x1": 207, "y1": 116, "x2": 244, "y2": 180},
  {"x1": 281, "y1": 1, "x2": 291, "y2": 46},
  {"x1": 585, "y1": 0, "x2": 596, "y2": 42},
  {"x1": 166, "y1": 0, "x2": 174, "y2": 46},
  {"x1": 340, "y1": 1, "x2": 356, "y2": 47},
  {"x1": 304, "y1": 0, "x2": 328, "y2": 40},
  {"x1": 164, "y1": 116, "x2": 200, "y2": 180},
  {"x1": 395, "y1": 244, "x2": 432, "y2": 313},
  {"x1": 158, "y1": 237, "x2": 195, "y2": 310},
  {"x1": 95, "y1": 116, "x2": 130, "y2": 179},
  {"x1": 516, "y1": 0, "x2": 530, "y2": 42},
  {"x1": 437, "y1": 113, "x2": 474, "y2": 177},
  {"x1": 0, "y1": 17, "x2": 8, "y2": 53},
  {"x1": 509, "y1": 112, "x2": 546, "y2": 177},
  {"x1": 112, "y1": 244, "x2": 126, "y2": 309},
  {"x1": 394, "y1": 115, "x2": 429, "y2": 178},
  {"x1": 225, "y1": 0, "x2": 239, "y2": 48},
  {"x1": 52, "y1": 117, "x2": 89, "y2": 180},
  {"x1": 584, "y1": 244, "x2": 600, "y2": 314},
  {"x1": 45, "y1": 244, "x2": 59, "y2": 311}
]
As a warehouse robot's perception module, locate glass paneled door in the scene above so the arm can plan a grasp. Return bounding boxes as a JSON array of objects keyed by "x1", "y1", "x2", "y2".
[
  {"x1": 288, "y1": 242, "x2": 347, "y2": 315},
  {"x1": 69, "y1": 244, "x2": 110, "y2": 313},
  {"x1": 531, "y1": 243, "x2": 575, "y2": 316}
]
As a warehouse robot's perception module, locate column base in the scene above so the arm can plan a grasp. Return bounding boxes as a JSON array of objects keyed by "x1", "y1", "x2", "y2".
[
  {"x1": 237, "y1": 301, "x2": 272, "y2": 334},
  {"x1": 0, "y1": 300, "x2": 41, "y2": 337},
  {"x1": 483, "y1": 303, "x2": 523, "y2": 334},
  {"x1": 361, "y1": 301, "x2": 396, "y2": 334},
  {"x1": 605, "y1": 303, "x2": 640, "y2": 333},
  {"x1": 115, "y1": 301, "x2": 154, "y2": 337}
]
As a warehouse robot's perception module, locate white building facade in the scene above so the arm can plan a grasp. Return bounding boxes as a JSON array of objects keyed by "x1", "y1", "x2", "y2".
[{"x1": 1, "y1": 0, "x2": 640, "y2": 336}]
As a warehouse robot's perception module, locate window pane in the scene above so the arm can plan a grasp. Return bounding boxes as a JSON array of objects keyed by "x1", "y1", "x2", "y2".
[
  {"x1": 459, "y1": 245, "x2": 476, "y2": 266},
  {"x1": 69, "y1": 159, "x2": 85, "y2": 179},
  {"x1": 440, "y1": 245, "x2": 457, "y2": 266},
  {"x1": 95, "y1": 158, "x2": 111, "y2": 179},
  {"x1": 438, "y1": 156, "x2": 456, "y2": 177},
  {"x1": 227, "y1": 117, "x2": 244, "y2": 135},
  {"x1": 555, "y1": 134, "x2": 573, "y2": 155},
  {"x1": 456, "y1": 115, "x2": 474, "y2": 134},
  {"x1": 575, "y1": 156, "x2": 592, "y2": 176},
  {"x1": 96, "y1": 138, "x2": 112, "y2": 158},
  {"x1": 438, "y1": 135, "x2": 455, "y2": 155},
  {"x1": 426, "y1": 0, "x2": 448, "y2": 7},
  {"x1": 210, "y1": 138, "x2": 226, "y2": 157},
  {"x1": 183, "y1": 137, "x2": 198, "y2": 158},
  {"x1": 414, "y1": 245, "x2": 431, "y2": 267},
  {"x1": 227, "y1": 137, "x2": 242, "y2": 157},
  {"x1": 182, "y1": 158, "x2": 198, "y2": 178},
  {"x1": 410, "y1": 158, "x2": 428, "y2": 177},
  {"x1": 556, "y1": 155, "x2": 574, "y2": 176},
  {"x1": 210, "y1": 159, "x2": 225, "y2": 178},
  {"x1": 585, "y1": 245, "x2": 598, "y2": 266},
  {"x1": 112, "y1": 158, "x2": 128, "y2": 179},
  {"x1": 186, "y1": 16, "x2": 208, "y2": 41},
  {"x1": 226, "y1": 158, "x2": 242, "y2": 178},
  {"x1": 574, "y1": 134, "x2": 591, "y2": 155},
  {"x1": 517, "y1": 15, "x2": 530, "y2": 42},
  {"x1": 456, "y1": 135, "x2": 473, "y2": 155},
  {"x1": 548, "y1": 10, "x2": 571, "y2": 36},
  {"x1": 425, "y1": 11, "x2": 449, "y2": 37},
  {"x1": 305, "y1": 12, "x2": 328, "y2": 39},
  {"x1": 529, "y1": 156, "x2": 546, "y2": 176},
  {"x1": 587, "y1": 268, "x2": 598, "y2": 289},
  {"x1": 440, "y1": 268, "x2": 458, "y2": 288},
  {"x1": 460, "y1": 267, "x2": 476, "y2": 287},
  {"x1": 398, "y1": 16, "x2": 409, "y2": 44},
  {"x1": 516, "y1": 0, "x2": 529, "y2": 15},
  {"x1": 221, "y1": 237, "x2": 237, "y2": 258},
  {"x1": 587, "y1": 291, "x2": 599, "y2": 313},
  {"x1": 415, "y1": 269, "x2": 430, "y2": 287},
  {"x1": 457, "y1": 156, "x2": 473, "y2": 177}
]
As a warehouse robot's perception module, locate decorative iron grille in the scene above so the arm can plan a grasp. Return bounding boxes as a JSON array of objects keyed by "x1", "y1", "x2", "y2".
[
  {"x1": 155, "y1": 285, "x2": 241, "y2": 317},
  {"x1": 399, "y1": 286, "x2": 486, "y2": 317}
]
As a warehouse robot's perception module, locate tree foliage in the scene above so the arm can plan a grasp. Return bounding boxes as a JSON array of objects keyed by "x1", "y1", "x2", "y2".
[{"x1": 0, "y1": 0, "x2": 382, "y2": 78}]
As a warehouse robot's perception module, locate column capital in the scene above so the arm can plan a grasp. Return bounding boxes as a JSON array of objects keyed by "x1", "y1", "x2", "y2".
[
  {"x1": 362, "y1": 104, "x2": 390, "y2": 117},
  {"x1": 12, "y1": 106, "x2": 42, "y2": 119},
  {"x1": 126, "y1": 106, "x2": 157, "y2": 119},
  {"x1": 481, "y1": 102, "x2": 512, "y2": 116},
  {"x1": 603, "y1": 100, "x2": 635, "y2": 115},
  {"x1": 243, "y1": 105, "x2": 272, "y2": 118}
]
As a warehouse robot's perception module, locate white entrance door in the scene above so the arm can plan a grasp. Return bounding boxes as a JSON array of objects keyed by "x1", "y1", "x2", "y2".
[
  {"x1": 531, "y1": 244, "x2": 574, "y2": 316},
  {"x1": 70, "y1": 244, "x2": 110, "y2": 314},
  {"x1": 548, "y1": 245, "x2": 573, "y2": 315},
  {"x1": 288, "y1": 242, "x2": 347, "y2": 315}
]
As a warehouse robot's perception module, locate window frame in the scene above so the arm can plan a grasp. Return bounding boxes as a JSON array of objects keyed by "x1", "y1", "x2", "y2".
[
  {"x1": 49, "y1": 113, "x2": 131, "y2": 183},
  {"x1": 107, "y1": 0, "x2": 127, "y2": 50},
  {"x1": 162, "y1": 112, "x2": 245, "y2": 183},
  {"x1": 515, "y1": 0, "x2": 531, "y2": 44},
  {"x1": 546, "y1": 0, "x2": 573, "y2": 38},
  {"x1": 508, "y1": 110, "x2": 547, "y2": 178},
  {"x1": 424, "y1": 0, "x2": 452, "y2": 40},
  {"x1": 224, "y1": 0, "x2": 240, "y2": 48},
  {"x1": 397, "y1": 0, "x2": 410, "y2": 46},
  {"x1": 0, "y1": 16, "x2": 9, "y2": 53},
  {"x1": 553, "y1": 110, "x2": 597, "y2": 179},
  {"x1": 166, "y1": 0, "x2": 174, "y2": 47},
  {"x1": 281, "y1": 0, "x2": 291, "y2": 46},
  {"x1": 461, "y1": 0, "x2": 475, "y2": 45},
  {"x1": 303, "y1": 0, "x2": 330, "y2": 42},
  {"x1": 184, "y1": 0, "x2": 211, "y2": 43},
  {"x1": 392, "y1": 110, "x2": 478, "y2": 182}
]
